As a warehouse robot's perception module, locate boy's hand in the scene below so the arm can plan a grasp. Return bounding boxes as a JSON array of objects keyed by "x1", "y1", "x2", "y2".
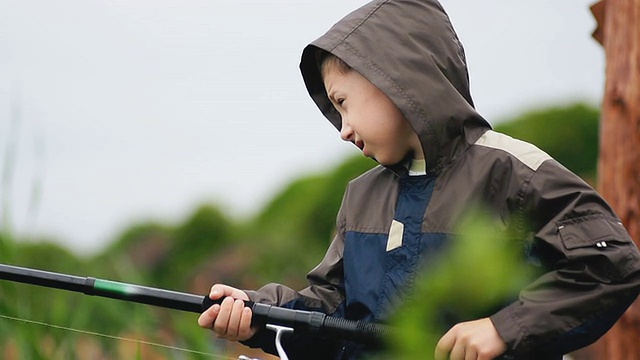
[
  {"x1": 434, "y1": 318, "x2": 507, "y2": 360},
  {"x1": 197, "y1": 284, "x2": 257, "y2": 341}
]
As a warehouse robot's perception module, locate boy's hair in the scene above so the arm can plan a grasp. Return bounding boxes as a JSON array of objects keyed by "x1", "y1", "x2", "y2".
[{"x1": 314, "y1": 48, "x2": 351, "y2": 79}]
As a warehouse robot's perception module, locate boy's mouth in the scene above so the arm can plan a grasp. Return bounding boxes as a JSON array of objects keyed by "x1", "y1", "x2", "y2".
[
  {"x1": 354, "y1": 140, "x2": 364, "y2": 150},
  {"x1": 358, "y1": 142, "x2": 371, "y2": 158}
]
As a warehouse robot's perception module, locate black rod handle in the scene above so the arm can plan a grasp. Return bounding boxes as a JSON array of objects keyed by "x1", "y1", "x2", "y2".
[{"x1": 202, "y1": 296, "x2": 389, "y2": 345}]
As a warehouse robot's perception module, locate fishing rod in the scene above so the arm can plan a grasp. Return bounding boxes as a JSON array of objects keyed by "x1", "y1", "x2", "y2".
[{"x1": 0, "y1": 263, "x2": 389, "y2": 346}]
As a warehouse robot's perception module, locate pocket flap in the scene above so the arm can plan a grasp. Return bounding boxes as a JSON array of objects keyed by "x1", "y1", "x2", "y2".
[{"x1": 558, "y1": 214, "x2": 629, "y2": 250}]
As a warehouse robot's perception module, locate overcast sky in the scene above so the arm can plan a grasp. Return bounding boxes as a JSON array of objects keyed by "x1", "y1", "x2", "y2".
[{"x1": 1, "y1": 0, "x2": 604, "y2": 255}]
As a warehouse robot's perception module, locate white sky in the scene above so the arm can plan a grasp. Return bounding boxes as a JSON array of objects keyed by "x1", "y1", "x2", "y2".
[{"x1": 0, "y1": 0, "x2": 604, "y2": 255}]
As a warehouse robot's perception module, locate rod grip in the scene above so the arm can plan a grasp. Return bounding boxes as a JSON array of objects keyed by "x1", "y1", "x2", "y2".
[
  {"x1": 201, "y1": 296, "x2": 389, "y2": 345},
  {"x1": 201, "y1": 295, "x2": 255, "y2": 312},
  {"x1": 201, "y1": 297, "x2": 321, "y2": 331}
]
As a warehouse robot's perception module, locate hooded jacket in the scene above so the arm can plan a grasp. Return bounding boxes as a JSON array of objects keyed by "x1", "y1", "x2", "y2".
[{"x1": 241, "y1": 1, "x2": 640, "y2": 358}]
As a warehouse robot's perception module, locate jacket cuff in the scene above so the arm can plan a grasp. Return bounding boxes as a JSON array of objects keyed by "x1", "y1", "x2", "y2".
[{"x1": 490, "y1": 302, "x2": 533, "y2": 357}]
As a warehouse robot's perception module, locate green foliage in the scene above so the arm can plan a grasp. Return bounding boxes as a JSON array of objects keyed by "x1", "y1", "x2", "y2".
[
  {"x1": 495, "y1": 103, "x2": 599, "y2": 180},
  {"x1": 0, "y1": 216, "x2": 228, "y2": 358},
  {"x1": 154, "y1": 204, "x2": 233, "y2": 288},
  {"x1": 11, "y1": 241, "x2": 86, "y2": 274},
  {"x1": 174, "y1": 205, "x2": 233, "y2": 261},
  {"x1": 247, "y1": 155, "x2": 375, "y2": 284},
  {"x1": 255, "y1": 155, "x2": 375, "y2": 243},
  {"x1": 101, "y1": 221, "x2": 171, "y2": 258}
]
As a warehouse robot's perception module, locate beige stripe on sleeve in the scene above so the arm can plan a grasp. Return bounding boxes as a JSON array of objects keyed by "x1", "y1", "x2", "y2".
[{"x1": 474, "y1": 130, "x2": 552, "y2": 171}]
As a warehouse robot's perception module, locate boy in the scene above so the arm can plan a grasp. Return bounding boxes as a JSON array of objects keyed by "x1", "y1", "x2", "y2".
[{"x1": 198, "y1": 1, "x2": 640, "y2": 359}]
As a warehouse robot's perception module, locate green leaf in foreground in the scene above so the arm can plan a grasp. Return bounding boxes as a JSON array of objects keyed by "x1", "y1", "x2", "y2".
[{"x1": 384, "y1": 208, "x2": 535, "y2": 360}]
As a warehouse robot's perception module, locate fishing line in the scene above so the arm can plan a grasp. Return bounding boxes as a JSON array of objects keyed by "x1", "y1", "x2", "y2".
[{"x1": 0, "y1": 313, "x2": 237, "y2": 360}]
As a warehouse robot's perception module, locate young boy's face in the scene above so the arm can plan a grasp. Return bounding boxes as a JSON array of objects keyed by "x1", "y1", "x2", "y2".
[{"x1": 323, "y1": 66, "x2": 424, "y2": 165}]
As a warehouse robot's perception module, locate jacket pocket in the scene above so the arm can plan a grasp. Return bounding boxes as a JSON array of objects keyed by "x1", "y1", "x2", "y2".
[{"x1": 558, "y1": 214, "x2": 640, "y2": 281}]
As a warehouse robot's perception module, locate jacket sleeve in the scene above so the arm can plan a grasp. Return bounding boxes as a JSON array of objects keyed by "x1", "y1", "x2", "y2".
[
  {"x1": 490, "y1": 160, "x2": 640, "y2": 358},
  {"x1": 239, "y1": 191, "x2": 349, "y2": 358}
]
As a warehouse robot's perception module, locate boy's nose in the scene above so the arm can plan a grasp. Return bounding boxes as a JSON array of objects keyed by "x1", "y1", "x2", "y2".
[{"x1": 340, "y1": 121, "x2": 354, "y2": 142}]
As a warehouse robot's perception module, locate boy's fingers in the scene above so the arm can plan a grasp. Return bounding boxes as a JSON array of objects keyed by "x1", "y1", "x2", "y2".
[
  {"x1": 238, "y1": 307, "x2": 254, "y2": 340},
  {"x1": 199, "y1": 284, "x2": 254, "y2": 339},
  {"x1": 449, "y1": 340, "x2": 465, "y2": 360},
  {"x1": 209, "y1": 284, "x2": 250, "y2": 301},
  {"x1": 435, "y1": 330, "x2": 455, "y2": 360},
  {"x1": 209, "y1": 284, "x2": 234, "y2": 299},
  {"x1": 463, "y1": 347, "x2": 476, "y2": 360},
  {"x1": 213, "y1": 297, "x2": 235, "y2": 335},
  {"x1": 197, "y1": 303, "x2": 220, "y2": 329},
  {"x1": 225, "y1": 299, "x2": 246, "y2": 338}
]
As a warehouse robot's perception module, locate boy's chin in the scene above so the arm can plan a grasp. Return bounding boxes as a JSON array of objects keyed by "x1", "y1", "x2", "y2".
[
  {"x1": 372, "y1": 155, "x2": 401, "y2": 166},
  {"x1": 363, "y1": 148, "x2": 400, "y2": 165},
  {"x1": 373, "y1": 152, "x2": 415, "y2": 167}
]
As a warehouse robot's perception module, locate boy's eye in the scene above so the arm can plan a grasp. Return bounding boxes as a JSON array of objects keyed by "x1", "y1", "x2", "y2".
[{"x1": 337, "y1": 98, "x2": 345, "y2": 106}]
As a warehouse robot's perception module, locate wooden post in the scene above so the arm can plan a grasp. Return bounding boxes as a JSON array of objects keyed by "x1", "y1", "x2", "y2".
[{"x1": 582, "y1": 0, "x2": 640, "y2": 359}]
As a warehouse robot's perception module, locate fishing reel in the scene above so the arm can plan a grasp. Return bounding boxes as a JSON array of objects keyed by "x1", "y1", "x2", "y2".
[{"x1": 238, "y1": 324, "x2": 294, "y2": 360}]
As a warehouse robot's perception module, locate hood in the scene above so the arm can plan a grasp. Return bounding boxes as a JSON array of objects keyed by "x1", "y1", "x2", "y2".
[{"x1": 300, "y1": 0, "x2": 491, "y2": 173}]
